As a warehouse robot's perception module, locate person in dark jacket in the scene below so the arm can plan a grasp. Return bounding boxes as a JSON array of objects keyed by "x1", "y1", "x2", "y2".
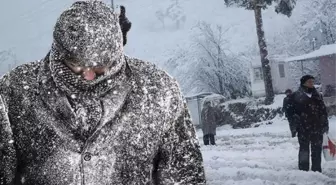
[
  {"x1": 0, "y1": 1, "x2": 206, "y2": 184},
  {"x1": 288, "y1": 75, "x2": 329, "y2": 172},
  {"x1": 282, "y1": 89, "x2": 296, "y2": 137},
  {"x1": 201, "y1": 101, "x2": 217, "y2": 145}
]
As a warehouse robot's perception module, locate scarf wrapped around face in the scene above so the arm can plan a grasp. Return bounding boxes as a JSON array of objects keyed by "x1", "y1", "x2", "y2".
[{"x1": 49, "y1": 42, "x2": 127, "y2": 98}]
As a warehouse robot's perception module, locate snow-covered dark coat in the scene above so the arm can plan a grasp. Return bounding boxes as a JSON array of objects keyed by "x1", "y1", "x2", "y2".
[
  {"x1": 0, "y1": 56, "x2": 206, "y2": 185},
  {"x1": 0, "y1": 1, "x2": 205, "y2": 185},
  {"x1": 288, "y1": 86, "x2": 329, "y2": 134},
  {"x1": 283, "y1": 95, "x2": 296, "y2": 136},
  {"x1": 201, "y1": 103, "x2": 217, "y2": 135},
  {"x1": 282, "y1": 96, "x2": 291, "y2": 118}
]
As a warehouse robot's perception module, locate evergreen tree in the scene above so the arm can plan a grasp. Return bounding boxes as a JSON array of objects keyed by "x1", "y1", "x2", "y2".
[{"x1": 227, "y1": 0, "x2": 296, "y2": 104}]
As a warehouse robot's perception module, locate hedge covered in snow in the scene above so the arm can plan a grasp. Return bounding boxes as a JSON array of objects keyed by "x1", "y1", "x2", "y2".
[{"x1": 201, "y1": 94, "x2": 336, "y2": 129}]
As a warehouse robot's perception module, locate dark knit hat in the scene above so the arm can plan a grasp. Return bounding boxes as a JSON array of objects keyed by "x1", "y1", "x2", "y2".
[
  {"x1": 51, "y1": 1, "x2": 123, "y2": 68},
  {"x1": 300, "y1": 75, "x2": 315, "y2": 85},
  {"x1": 285, "y1": 89, "x2": 292, "y2": 94}
]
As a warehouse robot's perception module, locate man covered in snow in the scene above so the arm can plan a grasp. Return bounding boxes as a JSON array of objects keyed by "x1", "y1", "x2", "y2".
[
  {"x1": 288, "y1": 75, "x2": 329, "y2": 172},
  {"x1": 201, "y1": 101, "x2": 218, "y2": 145},
  {"x1": 282, "y1": 89, "x2": 296, "y2": 137},
  {"x1": 0, "y1": 1, "x2": 205, "y2": 184}
]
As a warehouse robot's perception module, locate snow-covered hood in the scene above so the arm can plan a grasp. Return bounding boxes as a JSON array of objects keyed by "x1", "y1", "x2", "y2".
[{"x1": 51, "y1": 1, "x2": 123, "y2": 68}]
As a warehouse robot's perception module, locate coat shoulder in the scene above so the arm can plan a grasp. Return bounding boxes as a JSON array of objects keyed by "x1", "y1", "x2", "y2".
[
  {"x1": 125, "y1": 56, "x2": 186, "y2": 115},
  {"x1": 0, "y1": 61, "x2": 42, "y2": 97},
  {"x1": 126, "y1": 56, "x2": 181, "y2": 96},
  {"x1": 290, "y1": 91, "x2": 300, "y2": 101}
]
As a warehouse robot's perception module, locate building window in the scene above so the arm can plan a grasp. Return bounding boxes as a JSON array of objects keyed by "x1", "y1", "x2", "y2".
[
  {"x1": 278, "y1": 64, "x2": 285, "y2": 78},
  {"x1": 253, "y1": 67, "x2": 263, "y2": 81}
]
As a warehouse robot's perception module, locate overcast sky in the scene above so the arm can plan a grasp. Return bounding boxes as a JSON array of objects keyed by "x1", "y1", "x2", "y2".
[{"x1": 0, "y1": 1, "x2": 78, "y2": 63}]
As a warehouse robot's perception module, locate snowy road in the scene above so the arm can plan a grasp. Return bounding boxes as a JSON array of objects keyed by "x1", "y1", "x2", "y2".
[{"x1": 198, "y1": 118, "x2": 336, "y2": 185}]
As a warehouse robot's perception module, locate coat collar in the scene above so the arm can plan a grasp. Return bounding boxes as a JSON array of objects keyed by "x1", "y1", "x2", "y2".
[{"x1": 36, "y1": 52, "x2": 134, "y2": 142}]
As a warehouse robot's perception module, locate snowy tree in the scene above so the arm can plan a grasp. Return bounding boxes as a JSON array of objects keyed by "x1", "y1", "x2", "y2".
[
  {"x1": 296, "y1": 0, "x2": 336, "y2": 47},
  {"x1": 165, "y1": 22, "x2": 250, "y2": 98},
  {"x1": 267, "y1": 0, "x2": 336, "y2": 57},
  {"x1": 227, "y1": 0, "x2": 297, "y2": 105},
  {"x1": 224, "y1": 0, "x2": 244, "y2": 7},
  {"x1": 155, "y1": 0, "x2": 186, "y2": 30},
  {"x1": 155, "y1": 10, "x2": 166, "y2": 29},
  {"x1": 165, "y1": 0, "x2": 186, "y2": 29},
  {"x1": 224, "y1": 0, "x2": 228, "y2": 7},
  {"x1": 192, "y1": 22, "x2": 250, "y2": 98},
  {"x1": 267, "y1": 26, "x2": 311, "y2": 57}
]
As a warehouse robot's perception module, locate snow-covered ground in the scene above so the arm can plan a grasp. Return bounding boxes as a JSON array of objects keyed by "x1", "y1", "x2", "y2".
[{"x1": 198, "y1": 117, "x2": 336, "y2": 185}]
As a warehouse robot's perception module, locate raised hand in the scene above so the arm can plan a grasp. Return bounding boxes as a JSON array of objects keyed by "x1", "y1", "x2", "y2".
[{"x1": 119, "y1": 5, "x2": 132, "y2": 46}]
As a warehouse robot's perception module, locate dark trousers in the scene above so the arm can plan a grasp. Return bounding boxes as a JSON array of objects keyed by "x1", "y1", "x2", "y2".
[
  {"x1": 203, "y1": 134, "x2": 215, "y2": 145},
  {"x1": 298, "y1": 131, "x2": 323, "y2": 172}
]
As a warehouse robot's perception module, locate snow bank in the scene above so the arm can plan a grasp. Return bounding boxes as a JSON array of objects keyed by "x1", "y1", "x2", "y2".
[
  {"x1": 215, "y1": 95, "x2": 284, "y2": 128},
  {"x1": 201, "y1": 93, "x2": 335, "y2": 130},
  {"x1": 198, "y1": 116, "x2": 336, "y2": 184}
]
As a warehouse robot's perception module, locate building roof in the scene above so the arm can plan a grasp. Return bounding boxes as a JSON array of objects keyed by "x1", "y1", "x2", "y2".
[
  {"x1": 284, "y1": 44, "x2": 336, "y2": 62},
  {"x1": 185, "y1": 92, "x2": 214, "y2": 100}
]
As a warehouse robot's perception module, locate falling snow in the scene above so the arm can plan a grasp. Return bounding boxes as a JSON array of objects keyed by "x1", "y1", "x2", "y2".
[
  {"x1": 0, "y1": 0, "x2": 335, "y2": 185},
  {"x1": 0, "y1": 2, "x2": 205, "y2": 184}
]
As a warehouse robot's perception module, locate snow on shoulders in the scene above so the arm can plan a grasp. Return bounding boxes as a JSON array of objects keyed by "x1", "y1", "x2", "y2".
[{"x1": 126, "y1": 55, "x2": 182, "y2": 91}]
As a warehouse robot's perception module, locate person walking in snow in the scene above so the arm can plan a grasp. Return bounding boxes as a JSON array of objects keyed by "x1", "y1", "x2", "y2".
[
  {"x1": 0, "y1": 1, "x2": 206, "y2": 184},
  {"x1": 282, "y1": 89, "x2": 296, "y2": 137},
  {"x1": 201, "y1": 101, "x2": 218, "y2": 145},
  {"x1": 288, "y1": 75, "x2": 329, "y2": 172}
]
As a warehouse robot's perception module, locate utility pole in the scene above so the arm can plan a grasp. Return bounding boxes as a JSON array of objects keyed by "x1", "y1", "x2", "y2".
[
  {"x1": 111, "y1": 0, "x2": 115, "y2": 12},
  {"x1": 254, "y1": 0, "x2": 274, "y2": 105},
  {"x1": 312, "y1": 37, "x2": 316, "y2": 50}
]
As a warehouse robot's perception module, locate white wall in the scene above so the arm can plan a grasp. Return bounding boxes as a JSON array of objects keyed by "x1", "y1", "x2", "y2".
[
  {"x1": 250, "y1": 61, "x2": 294, "y2": 97},
  {"x1": 186, "y1": 98, "x2": 201, "y2": 126},
  {"x1": 271, "y1": 62, "x2": 291, "y2": 94},
  {"x1": 250, "y1": 65, "x2": 266, "y2": 97}
]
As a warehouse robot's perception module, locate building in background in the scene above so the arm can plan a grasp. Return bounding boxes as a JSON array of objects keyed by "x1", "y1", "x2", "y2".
[
  {"x1": 285, "y1": 43, "x2": 336, "y2": 97},
  {"x1": 250, "y1": 43, "x2": 336, "y2": 98},
  {"x1": 250, "y1": 55, "x2": 292, "y2": 97}
]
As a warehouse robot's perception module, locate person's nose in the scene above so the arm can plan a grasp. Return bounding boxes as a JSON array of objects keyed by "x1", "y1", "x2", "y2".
[{"x1": 82, "y1": 68, "x2": 96, "y2": 81}]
